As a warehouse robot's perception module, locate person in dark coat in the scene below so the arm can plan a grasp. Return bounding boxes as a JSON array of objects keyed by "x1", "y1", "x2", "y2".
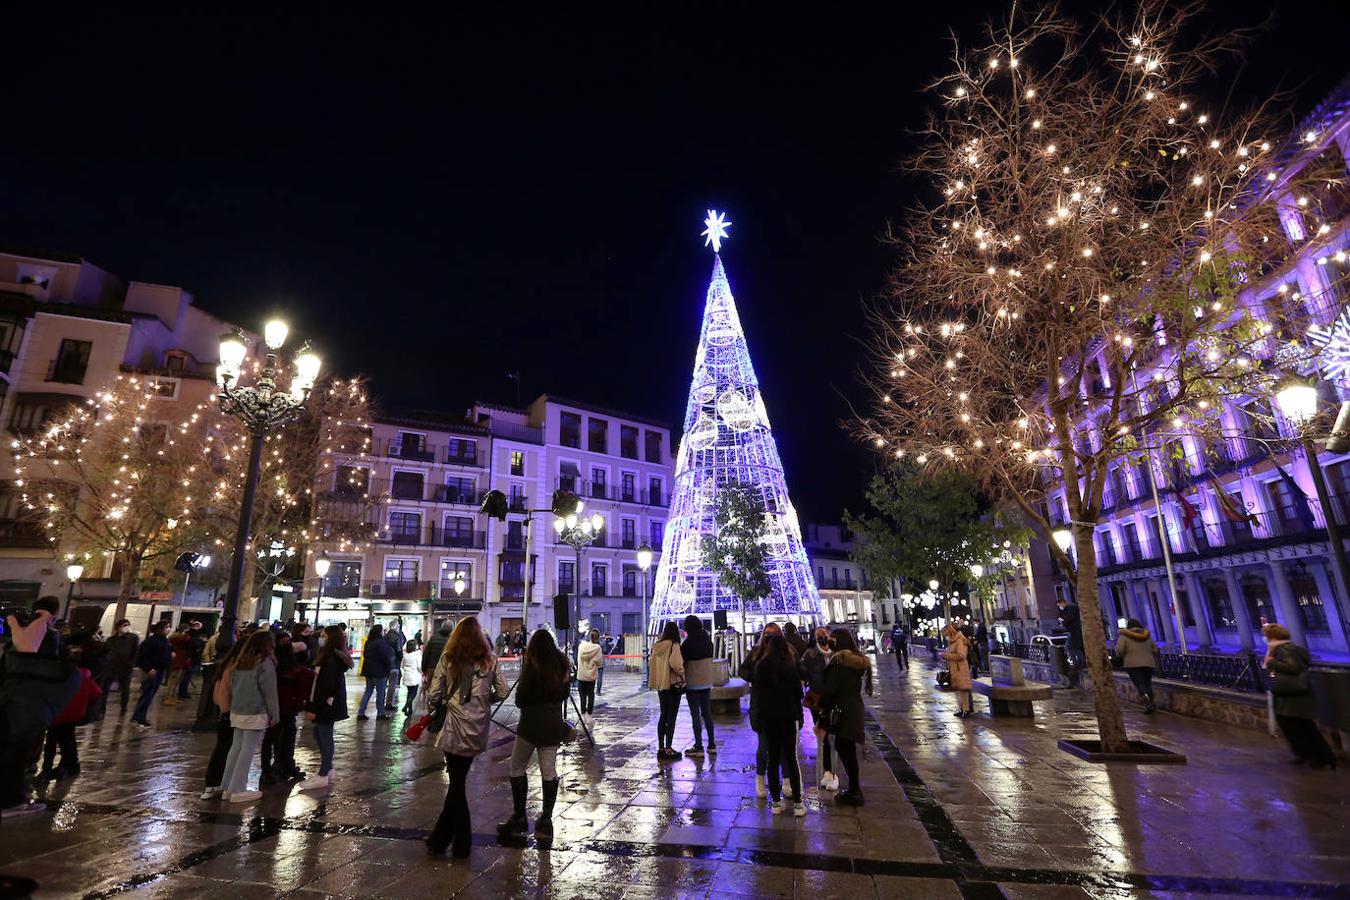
[
  {"x1": 261, "y1": 634, "x2": 314, "y2": 782},
  {"x1": 889, "y1": 622, "x2": 909, "y2": 671},
  {"x1": 1057, "y1": 598, "x2": 1084, "y2": 675},
  {"x1": 498, "y1": 629, "x2": 571, "y2": 839},
  {"x1": 384, "y1": 624, "x2": 405, "y2": 711},
  {"x1": 300, "y1": 625, "x2": 353, "y2": 791},
  {"x1": 818, "y1": 629, "x2": 873, "y2": 806},
  {"x1": 1113, "y1": 620, "x2": 1158, "y2": 712},
  {"x1": 1263, "y1": 624, "x2": 1335, "y2": 768},
  {"x1": 1, "y1": 603, "x2": 79, "y2": 816},
  {"x1": 754, "y1": 633, "x2": 806, "y2": 816},
  {"x1": 131, "y1": 621, "x2": 173, "y2": 726},
  {"x1": 799, "y1": 625, "x2": 837, "y2": 792},
  {"x1": 783, "y1": 623, "x2": 808, "y2": 661},
  {"x1": 741, "y1": 624, "x2": 789, "y2": 797},
  {"x1": 39, "y1": 665, "x2": 102, "y2": 781},
  {"x1": 357, "y1": 624, "x2": 395, "y2": 720},
  {"x1": 422, "y1": 624, "x2": 452, "y2": 677},
  {"x1": 101, "y1": 619, "x2": 139, "y2": 713},
  {"x1": 680, "y1": 615, "x2": 717, "y2": 756}
]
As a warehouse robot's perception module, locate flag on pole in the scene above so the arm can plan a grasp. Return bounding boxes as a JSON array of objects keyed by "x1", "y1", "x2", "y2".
[
  {"x1": 1271, "y1": 461, "x2": 1317, "y2": 530},
  {"x1": 1207, "y1": 474, "x2": 1257, "y2": 525}
]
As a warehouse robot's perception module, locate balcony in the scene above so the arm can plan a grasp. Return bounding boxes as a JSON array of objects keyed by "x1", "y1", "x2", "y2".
[
  {"x1": 558, "y1": 478, "x2": 666, "y2": 506},
  {"x1": 386, "y1": 441, "x2": 435, "y2": 463},
  {"x1": 319, "y1": 582, "x2": 361, "y2": 599},
  {"x1": 431, "y1": 485, "x2": 483, "y2": 505},
  {"x1": 443, "y1": 448, "x2": 483, "y2": 467},
  {"x1": 508, "y1": 494, "x2": 528, "y2": 512},
  {"x1": 369, "y1": 580, "x2": 434, "y2": 601},
  {"x1": 376, "y1": 526, "x2": 486, "y2": 549}
]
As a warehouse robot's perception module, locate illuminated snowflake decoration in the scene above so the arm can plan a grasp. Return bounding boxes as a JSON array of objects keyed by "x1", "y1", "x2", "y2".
[
  {"x1": 651, "y1": 219, "x2": 822, "y2": 627},
  {"x1": 701, "y1": 209, "x2": 732, "y2": 253},
  {"x1": 1309, "y1": 307, "x2": 1350, "y2": 385}
]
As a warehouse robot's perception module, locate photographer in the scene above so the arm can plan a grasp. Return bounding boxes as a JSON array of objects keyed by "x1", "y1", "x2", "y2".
[{"x1": 1, "y1": 597, "x2": 80, "y2": 817}]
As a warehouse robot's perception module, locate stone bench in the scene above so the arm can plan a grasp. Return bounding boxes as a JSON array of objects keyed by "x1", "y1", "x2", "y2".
[
  {"x1": 709, "y1": 677, "x2": 749, "y2": 715},
  {"x1": 973, "y1": 655, "x2": 1053, "y2": 717}
]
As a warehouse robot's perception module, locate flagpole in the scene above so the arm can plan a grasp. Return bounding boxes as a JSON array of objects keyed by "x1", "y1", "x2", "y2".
[{"x1": 1134, "y1": 371, "x2": 1188, "y2": 661}]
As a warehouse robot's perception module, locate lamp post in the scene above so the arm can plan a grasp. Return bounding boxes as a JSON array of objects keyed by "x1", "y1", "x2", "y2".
[
  {"x1": 1275, "y1": 373, "x2": 1350, "y2": 652},
  {"x1": 63, "y1": 562, "x2": 83, "y2": 619},
  {"x1": 637, "y1": 541, "x2": 653, "y2": 689},
  {"x1": 554, "y1": 504, "x2": 604, "y2": 656},
  {"x1": 313, "y1": 552, "x2": 331, "y2": 626},
  {"x1": 214, "y1": 321, "x2": 321, "y2": 654}
]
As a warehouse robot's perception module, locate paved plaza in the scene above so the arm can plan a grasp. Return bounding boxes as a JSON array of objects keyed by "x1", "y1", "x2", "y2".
[{"x1": 2, "y1": 654, "x2": 1348, "y2": 899}]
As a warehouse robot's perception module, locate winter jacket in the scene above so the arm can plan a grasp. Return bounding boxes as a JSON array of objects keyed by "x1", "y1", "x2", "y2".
[
  {"x1": 819, "y1": 650, "x2": 871, "y2": 744},
  {"x1": 105, "y1": 632, "x2": 139, "y2": 671},
  {"x1": 169, "y1": 632, "x2": 191, "y2": 671},
  {"x1": 387, "y1": 629, "x2": 405, "y2": 665},
  {"x1": 277, "y1": 664, "x2": 316, "y2": 718},
  {"x1": 1113, "y1": 627, "x2": 1157, "y2": 670},
  {"x1": 360, "y1": 634, "x2": 395, "y2": 679},
  {"x1": 1058, "y1": 603, "x2": 1083, "y2": 644},
  {"x1": 749, "y1": 658, "x2": 803, "y2": 730},
  {"x1": 648, "y1": 639, "x2": 684, "y2": 691},
  {"x1": 309, "y1": 651, "x2": 353, "y2": 724},
  {"x1": 0, "y1": 651, "x2": 80, "y2": 742},
  {"x1": 427, "y1": 652, "x2": 507, "y2": 756},
  {"x1": 1267, "y1": 641, "x2": 1317, "y2": 719},
  {"x1": 229, "y1": 658, "x2": 280, "y2": 727},
  {"x1": 943, "y1": 631, "x2": 973, "y2": 691},
  {"x1": 785, "y1": 632, "x2": 808, "y2": 660},
  {"x1": 135, "y1": 633, "x2": 172, "y2": 674},
  {"x1": 422, "y1": 628, "x2": 451, "y2": 675},
  {"x1": 798, "y1": 644, "x2": 833, "y2": 695},
  {"x1": 681, "y1": 633, "x2": 715, "y2": 689},
  {"x1": 52, "y1": 667, "x2": 103, "y2": 726},
  {"x1": 401, "y1": 648, "x2": 423, "y2": 684},
  {"x1": 576, "y1": 641, "x2": 603, "y2": 682},
  {"x1": 515, "y1": 658, "x2": 571, "y2": 747}
]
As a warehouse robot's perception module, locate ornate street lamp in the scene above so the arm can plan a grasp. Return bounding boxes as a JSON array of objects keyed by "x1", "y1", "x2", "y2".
[
  {"x1": 215, "y1": 321, "x2": 320, "y2": 652},
  {"x1": 62, "y1": 562, "x2": 83, "y2": 618},
  {"x1": 312, "y1": 552, "x2": 331, "y2": 626},
  {"x1": 637, "y1": 541, "x2": 654, "y2": 688},
  {"x1": 554, "y1": 503, "x2": 604, "y2": 654}
]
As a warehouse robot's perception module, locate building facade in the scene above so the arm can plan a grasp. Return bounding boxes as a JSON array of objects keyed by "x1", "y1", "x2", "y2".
[{"x1": 1049, "y1": 83, "x2": 1350, "y2": 660}]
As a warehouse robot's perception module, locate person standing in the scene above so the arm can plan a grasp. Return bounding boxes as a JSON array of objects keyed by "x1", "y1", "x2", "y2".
[
  {"x1": 1114, "y1": 619, "x2": 1158, "y2": 713},
  {"x1": 385, "y1": 622, "x2": 405, "y2": 712},
  {"x1": 741, "y1": 624, "x2": 794, "y2": 799},
  {"x1": 357, "y1": 623, "x2": 394, "y2": 721},
  {"x1": 218, "y1": 631, "x2": 279, "y2": 804},
  {"x1": 131, "y1": 621, "x2": 172, "y2": 727},
  {"x1": 201, "y1": 634, "x2": 245, "y2": 800},
  {"x1": 1264, "y1": 624, "x2": 1336, "y2": 769},
  {"x1": 179, "y1": 620, "x2": 205, "y2": 700},
  {"x1": 299, "y1": 625, "x2": 353, "y2": 791},
  {"x1": 102, "y1": 619, "x2": 140, "y2": 714},
  {"x1": 680, "y1": 615, "x2": 716, "y2": 756},
  {"x1": 400, "y1": 641, "x2": 423, "y2": 715},
  {"x1": 423, "y1": 624, "x2": 452, "y2": 678},
  {"x1": 974, "y1": 620, "x2": 990, "y2": 672},
  {"x1": 799, "y1": 625, "x2": 837, "y2": 793},
  {"x1": 783, "y1": 622, "x2": 808, "y2": 661},
  {"x1": 1, "y1": 601, "x2": 78, "y2": 817},
  {"x1": 576, "y1": 630, "x2": 603, "y2": 718},
  {"x1": 1056, "y1": 597, "x2": 1084, "y2": 681},
  {"x1": 819, "y1": 629, "x2": 872, "y2": 806},
  {"x1": 39, "y1": 662, "x2": 101, "y2": 782},
  {"x1": 261, "y1": 635, "x2": 312, "y2": 782},
  {"x1": 648, "y1": 622, "x2": 685, "y2": 759},
  {"x1": 497, "y1": 630, "x2": 570, "y2": 839},
  {"x1": 943, "y1": 623, "x2": 974, "y2": 718},
  {"x1": 162, "y1": 625, "x2": 191, "y2": 707},
  {"x1": 889, "y1": 621, "x2": 909, "y2": 671},
  {"x1": 597, "y1": 633, "x2": 614, "y2": 695},
  {"x1": 424, "y1": 617, "x2": 507, "y2": 859},
  {"x1": 754, "y1": 633, "x2": 805, "y2": 817}
]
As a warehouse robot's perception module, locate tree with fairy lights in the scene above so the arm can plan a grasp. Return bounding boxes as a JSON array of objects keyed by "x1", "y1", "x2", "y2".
[
  {"x1": 700, "y1": 481, "x2": 773, "y2": 636},
  {"x1": 859, "y1": 3, "x2": 1331, "y2": 752},
  {"x1": 14, "y1": 375, "x2": 224, "y2": 623}
]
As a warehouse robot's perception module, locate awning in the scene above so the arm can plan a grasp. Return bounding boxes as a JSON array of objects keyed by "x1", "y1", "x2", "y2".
[{"x1": 559, "y1": 461, "x2": 581, "y2": 476}]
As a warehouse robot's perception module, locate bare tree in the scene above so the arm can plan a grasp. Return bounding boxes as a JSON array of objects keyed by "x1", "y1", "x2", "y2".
[{"x1": 859, "y1": 3, "x2": 1331, "y2": 751}]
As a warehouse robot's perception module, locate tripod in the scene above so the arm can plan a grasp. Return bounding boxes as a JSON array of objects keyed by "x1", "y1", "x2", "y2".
[{"x1": 489, "y1": 658, "x2": 595, "y2": 746}]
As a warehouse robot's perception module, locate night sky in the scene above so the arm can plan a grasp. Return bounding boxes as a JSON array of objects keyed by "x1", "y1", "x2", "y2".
[{"x1": 5, "y1": 4, "x2": 1343, "y2": 521}]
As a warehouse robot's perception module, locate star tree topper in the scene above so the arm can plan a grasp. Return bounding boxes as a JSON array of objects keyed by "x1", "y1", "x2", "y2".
[{"x1": 702, "y1": 209, "x2": 731, "y2": 252}]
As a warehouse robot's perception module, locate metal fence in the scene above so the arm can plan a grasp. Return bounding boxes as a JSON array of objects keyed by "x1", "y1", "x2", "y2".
[{"x1": 1155, "y1": 650, "x2": 1267, "y2": 693}]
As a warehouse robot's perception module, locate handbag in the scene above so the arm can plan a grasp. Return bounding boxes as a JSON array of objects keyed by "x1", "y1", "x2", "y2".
[
  {"x1": 1110, "y1": 654, "x2": 1125, "y2": 671},
  {"x1": 825, "y1": 705, "x2": 843, "y2": 731},
  {"x1": 1268, "y1": 668, "x2": 1311, "y2": 696},
  {"x1": 405, "y1": 714, "x2": 432, "y2": 742}
]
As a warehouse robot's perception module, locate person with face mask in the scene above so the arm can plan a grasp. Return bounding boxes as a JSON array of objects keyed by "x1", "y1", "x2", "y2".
[{"x1": 798, "y1": 626, "x2": 837, "y2": 792}]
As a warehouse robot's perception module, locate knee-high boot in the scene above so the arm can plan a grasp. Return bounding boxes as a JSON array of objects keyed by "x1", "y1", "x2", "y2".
[
  {"x1": 535, "y1": 778, "x2": 559, "y2": 837},
  {"x1": 497, "y1": 775, "x2": 529, "y2": 836}
]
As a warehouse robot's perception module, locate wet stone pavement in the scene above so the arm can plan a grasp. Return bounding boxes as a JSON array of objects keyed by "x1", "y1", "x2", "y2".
[{"x1": 2, "y1": 654, "x2": 1348, "y2": 899}]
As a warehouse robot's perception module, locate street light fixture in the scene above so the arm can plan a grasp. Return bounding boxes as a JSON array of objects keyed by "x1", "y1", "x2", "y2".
[
  {"x1": 556, "y1": 507, "x2": 604, "y2": 655},
  {"x1": 1274, "y1": 373, "x2": 1350, "y2": 650},
  {"x1": 637, "y1": 541, "x2": 654, "y2": 689},
  {"x1": 62, "y1": 562, "x2": 84, "y2": 618},
  {"x1": 1051, "y1": 525, "x2": 1073, "y2": 553},
  {"x1": 312, "y1": 552, "x2": 331, "y2": 626},
  {"x1": 928, "y1": 579, "x2": 940, "y2": 591},
  {"x1": 215, "y1": 322, "x2": 320, "y2": 653}
]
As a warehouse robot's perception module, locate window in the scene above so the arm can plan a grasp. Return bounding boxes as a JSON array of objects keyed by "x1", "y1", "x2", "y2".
[
  {"x1": 163, "y1": 352, "x2": 186, "y2": 372},
  {"x1": 588, "y1": 418, "x2": 608, "y2": 453},
  {"x1": 558, "y1": 562, "x2": 575, "y2": 593},
  {"x1": 443, "y1": 515, "x2": 474, "y2": 547},
  {"x1": 1239, "y1": 573, "x2": 1277, "y2": 629},
  {"x1": 621, "y1": 518, "x2": 636, "y2": 549},
  {"x1": 147, "y1": 377, "x2": 178, "y2": 399},
  {"x1": 336, "y1": 466, "x2": 370, "y2": 496},
  {"x1": 388, "y1": 511, "x2": 421, "y2": 542},
  {"x1": 591, "y1": 564, "x2": 608, "y2": 596},
  {"x1": 645, "y1": 430, "x2": 662, "y2": 463},
  {"x1": 559, "y1": 460, "x2": 579, "y2": 493},
  {"x1": 621, "y1": 472, "x2": 636, "y2": 502},
  {"x1": 648, "y1": 476, "x2": 662, "y2": 505},
  {"x1": 620, "y1": 425, "x2": 639, "y2": 459},
  {"x1": 817, "y1": 566, "x2": 825, "y2": 584},
  {"x1": 500, "y1": 559, "x2": 526, "y2": 585},
  {"x1": 51, "y1": 339, "x2": 92, "y2": 384},
  {"x1": 390, "y1": 471, "x2": 424, "y2": 500},
  {"x1": 560, "y1": 412, "x2": 581, "y2": 448},
  {"x1": 506, "y1": 520, "x2": 524, "y2": 550},
  {"x1": 440, "y1": 561, "x2": 473, "y2": 595},
  {"x1": 392, "y1": 431, "x2": 433, "y2": 461},
  {"x1": 1123, "y1": 523, "x2": 1143, "y2": 561},
  {"x1": 322, "y1": 560, "x2": 361, "y2": 598},
  {"x1": 623, "y1": 567, "x2": 638, "y2": 597},
  {"x1": 622, "y1": 613, "x2": 640, "y2": 634},
  {"x1": 1290, "y1": 567, "x2": 1330, "y2": 632},
  {"x1": 509, "y1": 484, "x2": 525, "y2": 510},
  {"x1": 0, "y1": 318, "x2": 26, "y2": 375},
  {"x1": 385, "y1": 558, "x2": 418, "y2": 584},
  {"x1": 446, "y1": 438, "x2": 477, "y2": 464},
  {"x1": 511, "y1": 451, "x2": 525, "y2": 476},
  {"x1": 440, "y1": 476, "x2": 475, "y2": 504},
  {"x1": 649, "y1": 521, "x2": 664, "y2": 550},
  {"x1": 591, "y1": 467, "x2": 607, "y2": 499}
]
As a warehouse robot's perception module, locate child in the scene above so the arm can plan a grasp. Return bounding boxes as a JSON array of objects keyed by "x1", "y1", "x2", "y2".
[{"x1": 40, "y1": 666, "x2": 103, "y2": 781}]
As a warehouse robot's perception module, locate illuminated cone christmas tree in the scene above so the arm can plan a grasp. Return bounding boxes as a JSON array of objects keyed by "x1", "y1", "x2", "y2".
[{"x1": 650, "y1": 211, "x2": 822, "y2": 625}]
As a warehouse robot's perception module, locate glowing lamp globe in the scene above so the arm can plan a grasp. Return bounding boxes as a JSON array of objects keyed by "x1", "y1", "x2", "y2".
[
  {"x1": 66, "y1": 563, "x2": 84, "y2": 582},
  {"x1": 454, "y1": 576, "x2": 466, "y2": 596},
  {"x1": 928, "y1": 579, "x2": 940, "y2": 591},
  {"x1": 293, "y1": 345, "x2": 322, "y2": 392},
  {"x1": 1275, "y1": 374, "x2": 1319, "y2": 427},
  {"x1": 590, "y1": 513, "x2": 604, "y2": 532},
  {"x1": 264, "y1": 319, "x2": 290, "y2": 350},
  {"x1": 636, "y1": 542, "x2": 654, "y2": 571},
  {"x1": 218, "y1": 330, "x2": 248, "y2": 379},
  {"x1": 970, "y1": 564, "x2": 984, "y2": 578},
  {"x1": 553, "y1": 518, "x2": 566, "y2": 535},
  {"x1": 1051, "y1": 526, "x2": 1073, "y2": 552},
  {"x1": 314, "y1": 554, "x2": 332, "y2": 578}
]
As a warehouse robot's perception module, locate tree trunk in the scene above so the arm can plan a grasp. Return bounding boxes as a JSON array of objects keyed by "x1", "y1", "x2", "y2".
[
  {"x1": 111, "y1": 551, "x2": 138, "y2": 625},
  {"x1": 1073, "y1": 529, "x2": 1129, "y2": 752}
]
